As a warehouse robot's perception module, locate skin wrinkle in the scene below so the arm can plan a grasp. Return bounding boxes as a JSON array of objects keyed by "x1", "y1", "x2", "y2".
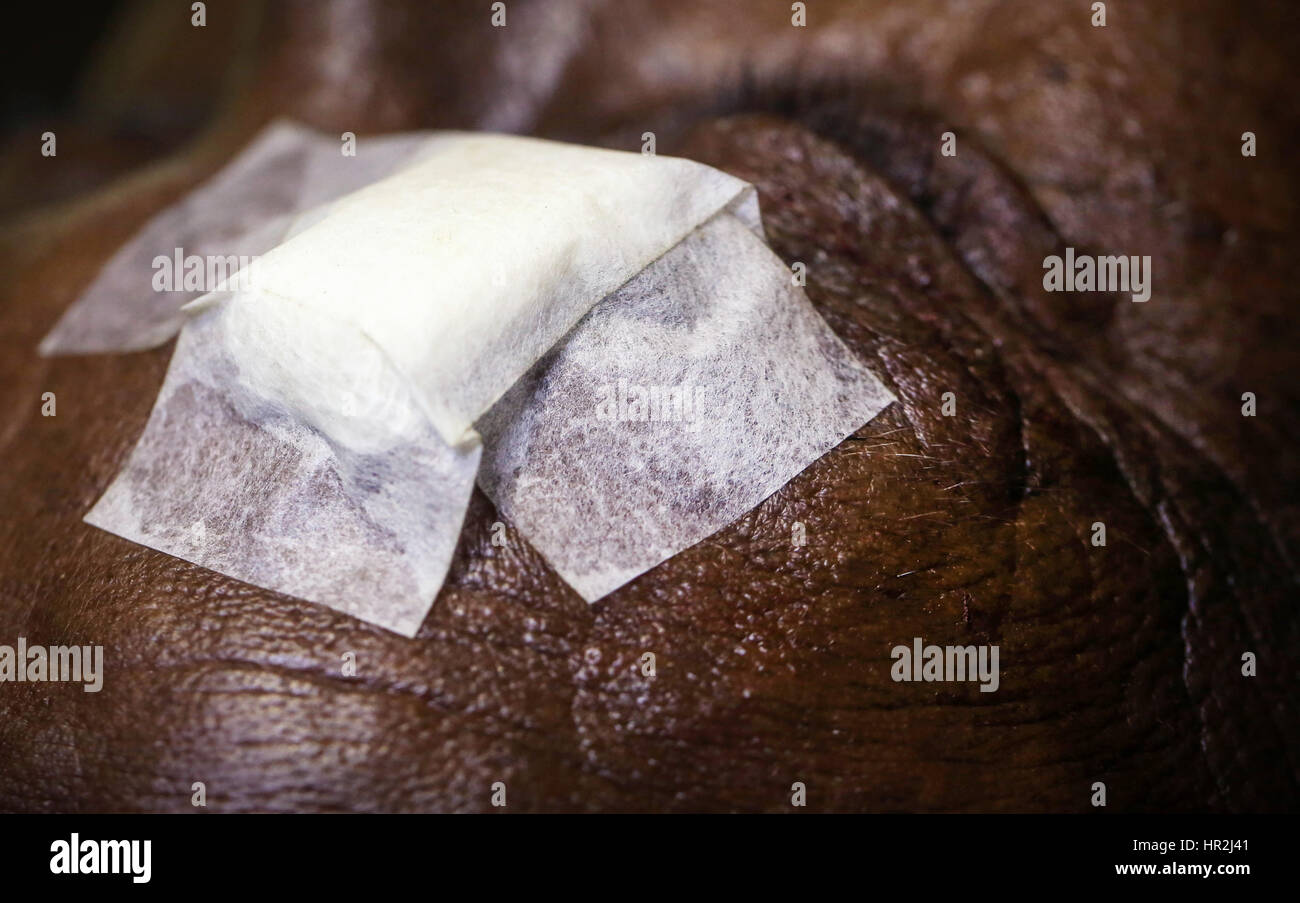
[
  {"x1": 608, "y1": 132, "x2": 1024, "y2": 800},
  {"x1": 762, "y1": 99, "x2": 1296, "y2": 802},
  {"x1": 812, "y1": 96, "x2": 1300, "y2": 588},
  {"x1": 1052, "y1": 354, "x2": 1294, "y2": 751},
  {"x1": 689, "y1": 118, "x2": 1254, "y2": 805},
  {"x1": 1069, "y1": 381, "x2": 1294, "y2": 802},
  {"x1": 1038, "y1": 394, "x2": 1214, "y2": 783}
]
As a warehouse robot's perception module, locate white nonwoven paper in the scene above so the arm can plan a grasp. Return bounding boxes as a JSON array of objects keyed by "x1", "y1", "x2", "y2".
[
  {"x1": 84, "y1": 299, "x2": 481, "y2": 637},
  {"x1": 476, "y1": 213, "x2": 893, "y2": 600},
  {"x1": 40, "y1": 121, "x2": 437, "y2": 355},
  {"x1": 51, "y1": 122, "x2": 895, "y2": 636}
]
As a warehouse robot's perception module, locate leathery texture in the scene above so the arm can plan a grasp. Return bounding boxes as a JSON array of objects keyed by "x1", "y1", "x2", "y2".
[{"x1": 0, "y1": 0, "x2": 1296, "y2": 812}]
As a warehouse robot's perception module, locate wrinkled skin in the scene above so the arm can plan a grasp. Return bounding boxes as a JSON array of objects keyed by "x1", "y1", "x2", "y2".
[{"x1": 0, "y1": 0, "x2": 1296, "y2": 812}]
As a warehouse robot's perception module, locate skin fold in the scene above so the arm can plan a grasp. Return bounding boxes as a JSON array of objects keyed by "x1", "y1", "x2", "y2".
[{"x1": 0, "y1": 0, "x2": 1296, "y2": 812}]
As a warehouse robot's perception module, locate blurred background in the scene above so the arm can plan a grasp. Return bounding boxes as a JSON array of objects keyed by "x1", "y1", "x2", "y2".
[{"x1": 2, "y1": 1, "x2": 219, "y2": 217}]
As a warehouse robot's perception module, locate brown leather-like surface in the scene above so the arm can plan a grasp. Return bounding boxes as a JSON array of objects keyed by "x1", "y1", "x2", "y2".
[{"x1": 0, "y1": 0, "x2": 1296, "y2": 812}]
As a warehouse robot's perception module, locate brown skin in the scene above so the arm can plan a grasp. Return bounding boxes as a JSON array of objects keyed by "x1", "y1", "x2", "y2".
[{"x1": 0, "y1": 0, "x2": 1296, "y2": 812}]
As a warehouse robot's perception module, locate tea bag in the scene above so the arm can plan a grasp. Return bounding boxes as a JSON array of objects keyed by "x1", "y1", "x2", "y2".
[
  {"x1": 54, "y1": 123, "x2": 894, "y2": 635},
  {"x1": 211, "y1": 131, "x2": 758, "y2": 445}
]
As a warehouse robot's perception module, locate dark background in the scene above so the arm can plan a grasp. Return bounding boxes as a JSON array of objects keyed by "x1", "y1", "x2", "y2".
[{"x1": 3, "y1": 4, "x2": 124, "y2": 129}]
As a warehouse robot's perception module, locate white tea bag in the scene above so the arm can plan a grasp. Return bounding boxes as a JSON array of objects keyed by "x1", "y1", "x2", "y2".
[
  {"x1": 476, "y1": 213, "x2": 894, "y2": 601},
  {"x1": 62, "y1": 122, "x2": 894, "y2": 636},
  {"x1": 213, "y1": 132, "x2": 758, "y2": 446}
]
